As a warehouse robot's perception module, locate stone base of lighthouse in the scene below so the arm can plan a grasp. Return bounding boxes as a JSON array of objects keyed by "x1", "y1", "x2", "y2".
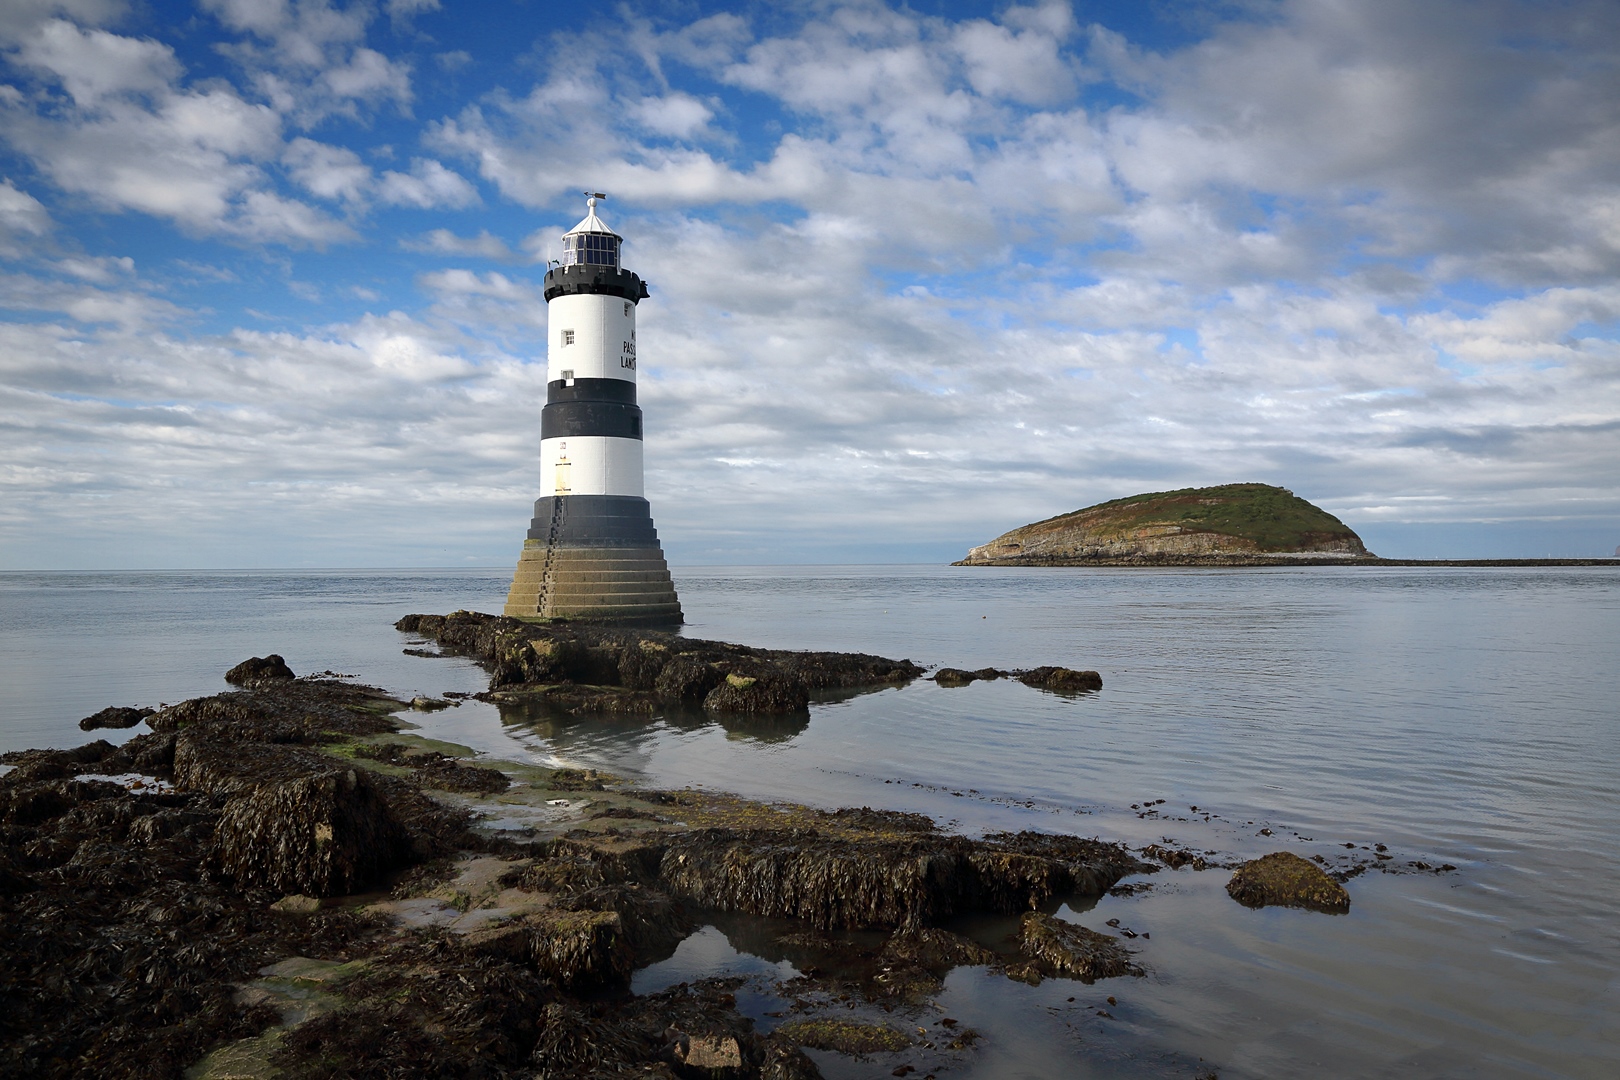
[{"x1": 503, "y1": 495, "x2": 681, "y2": 624}]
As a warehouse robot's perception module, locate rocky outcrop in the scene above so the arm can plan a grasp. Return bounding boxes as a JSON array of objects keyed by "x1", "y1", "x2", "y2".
[
  {"x1": 1, "y1": 652, "x2": 1153, "y2": 1080},
  {"x1": 657, "y1": 821, "x2": 1142, "y2": 931},
  {"x1": 398, "y1": 610, "x2": 923, "y2": 716},
  {"x1": 1226, "y1": 851, "x2": 1352, "y2": 913},
  {"x1": 224, "y1": 653, "x2": 296, "y2": 687},
  {"x1": 958, "y1": 483, "x2": 1373, "y2": 565}
]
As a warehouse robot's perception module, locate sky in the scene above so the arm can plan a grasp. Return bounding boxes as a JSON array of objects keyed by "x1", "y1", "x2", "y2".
[{"x1": 1, "y1": 0, "x2": 1618, "y2": 568}]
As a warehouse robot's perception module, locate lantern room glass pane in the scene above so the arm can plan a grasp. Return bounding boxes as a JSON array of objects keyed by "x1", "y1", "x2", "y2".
[{"x1": 561, "y1": 232, "x2": 620, "y2": 269}]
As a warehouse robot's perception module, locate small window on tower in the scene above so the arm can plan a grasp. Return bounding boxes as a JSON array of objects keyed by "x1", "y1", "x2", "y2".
[
  {"x1": 561, "y1": 369, "x2": 574, "y2": 384},
  {"x1": 562, "y1": 329, "x2": 575, "y2": 345},
  {"x1": 624, "y1": 302, "x2": 631, "y2": 317}
]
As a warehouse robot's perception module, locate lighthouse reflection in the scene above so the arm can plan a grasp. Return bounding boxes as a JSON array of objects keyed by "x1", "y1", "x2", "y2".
[
  {"x1": 494, "y1": 673, "x2": 916, "y2": 754},
  {"x1": 496, "y1": 697, "x2": 811, "y2": 749}
]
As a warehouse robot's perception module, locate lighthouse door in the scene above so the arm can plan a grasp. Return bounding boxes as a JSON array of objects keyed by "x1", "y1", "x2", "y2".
[{"x1": 554, "y1": 443, "x2": 571, "y2": 495}]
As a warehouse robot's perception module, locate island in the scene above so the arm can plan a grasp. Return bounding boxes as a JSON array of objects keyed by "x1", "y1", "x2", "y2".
[{"x1": 955, "y1": 483, "x2": 1372, "y2": 566}]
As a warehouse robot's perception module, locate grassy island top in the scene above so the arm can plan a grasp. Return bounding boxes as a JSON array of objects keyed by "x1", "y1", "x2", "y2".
[{"x1": 1004, "y1": 482, "x2": 1366, "y2": 555}]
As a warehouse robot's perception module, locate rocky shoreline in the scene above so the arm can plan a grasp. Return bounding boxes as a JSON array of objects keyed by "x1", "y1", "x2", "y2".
[{"x1": 2, "y1": 618, "x2": 1393, "y2": 1078}]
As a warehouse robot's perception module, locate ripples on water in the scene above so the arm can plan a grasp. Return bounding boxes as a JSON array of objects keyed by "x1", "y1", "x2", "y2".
[{"x1": 2, "y1": 565, "x2": 1617, "y2": 1077}]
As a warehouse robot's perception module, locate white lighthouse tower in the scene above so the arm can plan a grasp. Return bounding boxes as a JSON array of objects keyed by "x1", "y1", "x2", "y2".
[{"x1": 503, "y1": 194, "x2": 682, "y2": 623}]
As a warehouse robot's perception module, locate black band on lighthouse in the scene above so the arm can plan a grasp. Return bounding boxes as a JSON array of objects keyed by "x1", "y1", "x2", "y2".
[
  {"x1": 543, "y1": 265, "x2": 650, "y2": 304},
  {"x1": 547, "y1": 378, "x2": 637, "y2": 404},
  {"x1": 542, "y1": 400, "x2": 643, "y2": 440},
  {"x1": 526, "y1": 494, "x2": 663, "y2": 546}
]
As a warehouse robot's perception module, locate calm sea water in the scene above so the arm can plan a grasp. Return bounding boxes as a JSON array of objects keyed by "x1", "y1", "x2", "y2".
[{"x1": 2, "y1": 565, "x2": 1617, "y2": 1078}]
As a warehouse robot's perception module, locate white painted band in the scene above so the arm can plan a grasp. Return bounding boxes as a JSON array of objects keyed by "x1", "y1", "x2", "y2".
[
  {"x1": 548, "y1": 293, "x2": 637, "y2": 383},
  {"x1": 540, "y1": 436, "x2": 644, "y2": 497}
]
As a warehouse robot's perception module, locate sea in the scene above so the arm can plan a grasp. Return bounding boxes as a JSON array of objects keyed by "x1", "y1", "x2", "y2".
[{"x1": 1, "y1": 564, "x2": 1616, "y2": 1079}]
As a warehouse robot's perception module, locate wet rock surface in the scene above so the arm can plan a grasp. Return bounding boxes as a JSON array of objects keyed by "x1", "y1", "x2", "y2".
[{"x1": 1226, "y1": 851, "x2": 1353, "y2": 913}]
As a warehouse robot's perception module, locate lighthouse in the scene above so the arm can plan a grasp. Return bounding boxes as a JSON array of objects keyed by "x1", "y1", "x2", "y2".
[{"x1": 503, "y1": 194, "x2": 682, "y2": 623}]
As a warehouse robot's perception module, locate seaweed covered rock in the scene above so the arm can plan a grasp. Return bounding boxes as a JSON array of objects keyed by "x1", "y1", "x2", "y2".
[
  {"x1": 78, "y1": 705, "x2": 153, "y2": 731},
  {"x1": 173, "y1": 728, "x2": 331, "y2": 795},
  {"x1": 658, "y1": 827, "x2": 1140, "y2": 931},
  {"x1": 224, "y1": 653, "x2": 296, "y2": 687},
  {"x1": 215, "y1": 767, "x2": 412, "y2": 897},
  {"x1": 0, "y1": 852, "x2": 37, "y2": 895},
  {"x1": 463, "y1": 909, "x2": 634, "y2": 991},
  {"x1": 931, "y1": 668, "x2": 978, "y2": 687},
  {"x1": 268, "y1": 945, "x2": 555, "y2": 1079},
  {"x1": 654, "y1": 654, "x2": 724, "y2": 704},
  {"x1": 880, "y1": 926, "x2": 997, "y2": 969},
  {"x1": 412, "y1": 757, "x2": 510, "y2": 795},
  {"x1": 153, "y1": 678, "x2": 399, "y2": 741},
  {"x1": 1226, "y1": 851, "x2": 1351, "y2": 913},
  {"x1": 703, "y1": 672, "x2": 811, "y2": 715},
  {"x1": 0, "y1": 770, "x2": 382, "y2": 1078},
  {"x1": 354, "y1": 742, "x2": 510, "y2": 794},
  {"x1": 398, "y1": 612, "x2": 924, "y2": 712},
  {"x1": 1017, "y1": 666, "x2": 1103, "y2": 693},
  {"x1": 0, "y1": 740, "x2": 115, "y2": 787},
  {"x1": 1014, "y1": 912, "x2": 1142, "y2": 982},
  {"x1": 935, "y1": 666, "x2": 1101, "y2": 692}
]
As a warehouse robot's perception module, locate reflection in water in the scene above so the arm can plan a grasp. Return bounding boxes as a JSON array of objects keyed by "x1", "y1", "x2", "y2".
[
  {"x1": 495, "y1": 695, "x2": 815, "y2": 756},
  {"x1": 633, "y1": 909, "x2": 1214, "y2": 1080}
]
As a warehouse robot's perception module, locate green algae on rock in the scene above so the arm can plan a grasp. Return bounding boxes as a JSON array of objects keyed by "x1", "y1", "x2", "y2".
[
  {"x1": 957, "y1": 482, "x2": 1372, "y2": 565},
  {"x1": 1226, "y1": 851, "x2": 1352, "y2": 913}
]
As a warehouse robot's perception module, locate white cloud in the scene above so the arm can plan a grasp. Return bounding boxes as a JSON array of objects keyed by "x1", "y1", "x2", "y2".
[
  {"x1": 283, "y1": 136, "x2": 371, "y2": 203},
  {"x1": 0, "y1": 270, "x2": 183, "y2": 326},
  {"x1": 627, "y1": 92, "x2": 713, "y2": 138},
  {"x1": 0, "y1": 18, "x2": 394, "y2": 244},
  {"x1": 953, "y1": 8, "x2": 1075, "y2": 104},
  {"x1": 376, "y1": 157, "x2": 478, "y2": 209},
  {"x1": 322, "y1": 46, "x2": 409, "y2": 105},
  {"x1": 53, "y1": 254, "x2": 133, "y2": 281},
  {"x1": 234, "y1": 189, "x2": 354, "y2": 245},
  {"x1": 5, "y1": 88, "x2": 278, "y2": 225},
  {"x1": 387, "y1": 0, "x2": 440, "y2": 20},
  {"x1": 13, "y1": 18, "x2": 180, "y2": 104},
  {"x1": 201, "y1": 0, "x2": 412, "y2": 124},
  {"x1": 0, "y1": 0, "x2": 125, "y2": 44},
  {"x1": 0, "y1": 178, "x2": 51, "y2": 252},
  {"x1": 404, "y1": 228, "x2": 513, "y2": 259}
]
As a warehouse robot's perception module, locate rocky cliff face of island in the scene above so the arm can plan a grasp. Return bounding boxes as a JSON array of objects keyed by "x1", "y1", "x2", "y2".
[{"x1": 959, "y1": 483, "x2": 1372, "y2": 565}]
